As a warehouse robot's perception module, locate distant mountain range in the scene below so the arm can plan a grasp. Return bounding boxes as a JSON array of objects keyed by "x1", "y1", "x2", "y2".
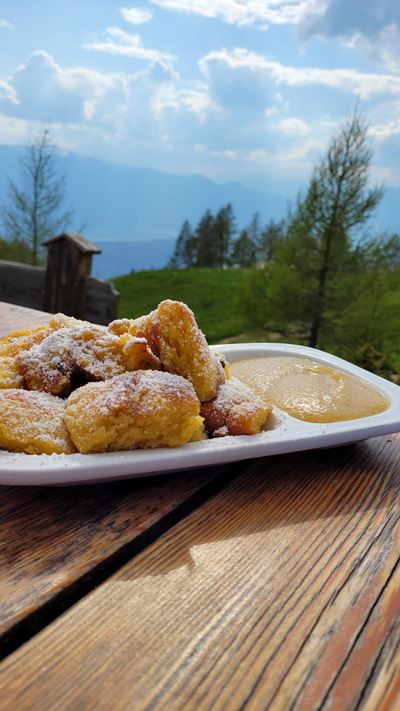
[{"x1": 0, "y1": 144, "x2": 398, "y2": 278}]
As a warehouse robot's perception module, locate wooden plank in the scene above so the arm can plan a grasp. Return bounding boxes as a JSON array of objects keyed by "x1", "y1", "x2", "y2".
[
  {"x1": 83, "y1": 275, "x2": 119, "y2": 325},
  {"x1": 0, "y1": 467, "x2": 230, "y2": 646},
  {"x1": 0, "y1": 435, "x2": 399, "y2": 710},
  {"x1": 0, "y1": 301, "x2": 50, "y2": 336},
  {"x1": 0, "y1": 262, "x2": 45, "y2": 312}
]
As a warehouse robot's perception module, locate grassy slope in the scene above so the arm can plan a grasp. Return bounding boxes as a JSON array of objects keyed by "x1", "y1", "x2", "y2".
[{"x1": 112, "y1": 268, "x2": 253, "y2": 343}]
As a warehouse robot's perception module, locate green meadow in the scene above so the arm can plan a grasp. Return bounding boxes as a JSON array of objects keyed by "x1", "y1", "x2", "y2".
[{"x1": 112, "y1": 267, "x2": 259, "y2": 344}]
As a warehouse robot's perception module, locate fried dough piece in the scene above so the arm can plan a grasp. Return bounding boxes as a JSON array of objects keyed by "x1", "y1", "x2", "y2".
[
  {"x1": 0, "y1": 389, "x2": 76, "y2": 454},
  {"x1": 0, "y1": 356, "x2": 23, "y2": 389},
  {"x1": 16, "y1": 329, "x2": 76, "y2": 395},
  {"x1": 47, "y1": 313, "x2": 86, "y2": 330},
  {"x1": 152, "y1": 300, "x2": 225, "y2": 401},
  {"x1": 65, "y1": 370, "x2": 203, "y2": 453},
  {"x1": 0, "y1": 313, "x2": 83, "y2": 358},
  {"x1": 70, "y1": 327, "x2": 160, "y2": 380},
  {"x1": 0, "y1": 325, "x2": 50, "y2": 358},
  {"x1": 109, "y1": 315, "x2": 159, "y2": 355},
  {"x1": 117, "y1": 300, "x2": 225, "y2": 402},
  {"x1": 0, "y1": 324, "x2": 55, "y2": 390},
  {"x1": 214, "y1": 350, "x2": 231, "y2": 380},
  {"x1": 0, "y1": 314, "x2": 86, "y2": 390},
  {"x1": 108, "y1": 318, "x2": 134, "y2": 337},
  {"x1": 200, "y1": 377, "x2": 272, "y2": 437},
  {"x1": 17, "y1": 325, "x2": 160, "y2": 396}
]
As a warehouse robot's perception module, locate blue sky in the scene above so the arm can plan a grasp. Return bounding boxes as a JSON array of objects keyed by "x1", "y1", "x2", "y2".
[{"x1": 0, "y1": 0, "x2": 399, "y2": 195}]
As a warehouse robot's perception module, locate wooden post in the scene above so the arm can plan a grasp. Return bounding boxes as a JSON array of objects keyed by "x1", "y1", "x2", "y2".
[{"x1": 43, "y1": 233, "x2": 101, "y2": 318}]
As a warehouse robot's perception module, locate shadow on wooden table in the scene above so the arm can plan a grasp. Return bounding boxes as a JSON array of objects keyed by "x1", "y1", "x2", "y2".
[{"x1": 116, "y1": 437, "x2": 398, "y2": 579}]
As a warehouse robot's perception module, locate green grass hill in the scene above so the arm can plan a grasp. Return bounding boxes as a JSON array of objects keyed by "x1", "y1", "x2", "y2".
[{"x1": 112, "y1": 268, "x2": 254, "y2": 344}]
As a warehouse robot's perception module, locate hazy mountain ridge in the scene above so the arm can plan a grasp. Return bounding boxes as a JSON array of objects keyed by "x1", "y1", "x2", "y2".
[
  {"x1": 0, "y1": 145, "x2": 287, "y2": 239},
  {"x1": 0, "y1": 145, "x2": 398, "y2": 278}
]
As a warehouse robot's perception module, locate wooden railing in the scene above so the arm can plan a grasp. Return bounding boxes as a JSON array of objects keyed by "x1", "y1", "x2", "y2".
[{"x1": 0, "y1": 233, "x2": 118, "y2": 325}]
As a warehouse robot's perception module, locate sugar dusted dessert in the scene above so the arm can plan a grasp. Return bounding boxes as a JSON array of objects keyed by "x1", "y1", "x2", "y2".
[
  {"x1": 16, "y1": 324, "x2": 160, "y2": 396},
  {"x1": 65, "y1": 370, "x2": 203, "y2": 454},
  {"x1": 201, "y1": 378, "x2": 272, "y2": 437},
  {"x1": 110, "y1": 300, "x2": 225, "y2": 402},
  {"x1": 0, "y1": 300, "x2": 272, "y2": 456},
  {"x1": 0, "y1": 389, "x2": 76, "y2": 455}
]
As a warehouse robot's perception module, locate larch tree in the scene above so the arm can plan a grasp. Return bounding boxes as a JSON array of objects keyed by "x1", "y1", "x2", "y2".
[
  {"x1": 2, "y1": 128, "x2": 71, "y2": 265},
  {"x1": 252, "y1": 113, "x2": 383, "y2": 348}
]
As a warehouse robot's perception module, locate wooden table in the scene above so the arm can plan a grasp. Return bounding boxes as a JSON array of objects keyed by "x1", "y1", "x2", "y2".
[{"x1": 0, "y1": 301, "x2": 399, "y2": 711}]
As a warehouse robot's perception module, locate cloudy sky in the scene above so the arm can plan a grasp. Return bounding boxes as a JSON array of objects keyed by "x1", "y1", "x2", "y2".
[{"x1": 0, "y1": 0, "x2": 399, "y2": 194}]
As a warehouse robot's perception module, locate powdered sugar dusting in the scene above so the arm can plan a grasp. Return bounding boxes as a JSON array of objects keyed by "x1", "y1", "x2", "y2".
[
  {"x1": 213, "y1": 378, "x2": 266, "y2": 424},
  {"x1": 201, "y1": 377, "x2": 271, "y2": 436},
  {"x1": 71, "y1": 370, "x2": 198, "y2": 419},
  {"x1": 16, "y1": 324, "x2": 150, "y2": 395},
  {"x1": 0, "y1": 389, "x2": 75, "y2": 454}
]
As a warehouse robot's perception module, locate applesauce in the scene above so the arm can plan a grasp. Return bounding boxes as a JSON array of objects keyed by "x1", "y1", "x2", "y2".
[{"x1": 230, "y1": 356, "x2": 389, "y2": 423}]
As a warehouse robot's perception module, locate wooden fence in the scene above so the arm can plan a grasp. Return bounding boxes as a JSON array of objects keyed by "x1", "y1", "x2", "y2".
[{"x1": 0, "y1": 233, "x2": 119, "y2": 325}]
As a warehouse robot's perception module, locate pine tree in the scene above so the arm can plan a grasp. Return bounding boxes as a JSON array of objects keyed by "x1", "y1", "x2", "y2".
[
  {"x1": 168, "y1": 220, "x2": 196, "y2": 267},
  {"x1": 195, "y1": 209, "x2": 219, "y2": 267},
  {"x1": 257, "y1": 219, "x2": 285, "y2": 263},
  {"x1": 231, "y1": 229, "x2": 257, "y2": 267},
  {"x1": 214, "y1": 204, "x2": 236, "y2": 268}
]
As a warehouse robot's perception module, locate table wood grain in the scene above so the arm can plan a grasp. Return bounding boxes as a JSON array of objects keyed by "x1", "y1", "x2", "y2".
[
  {"x1": 0, "y1": 302, "x2": 50, "y2": 336},
  {"x1": 0, "y1": 469, "x2": 232, "y2": 648},
  {"x1": 1, "y1": 435, "x2": 399, "y2": 710}
]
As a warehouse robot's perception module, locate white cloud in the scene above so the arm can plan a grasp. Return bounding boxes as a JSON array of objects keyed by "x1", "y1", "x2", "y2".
[
  {"x1": 120, "y1": 6, "x2": 153, "y2": 25},
  {"x1": 0, "y1": 49, "x2": 220, "y2": 171},
  {"x1": 150, "y1": 0, "x2": 308, "y2": 28},
  {"x1": 277, "y1": 117, "x2": 310, "y2": 134},
  {"x1": 0, "y1": 79, "x2": 18, "y2": 105},
  {"x1": 0, "y1": 51, "x2": 129, "y2": 124},
  {"x1": 155, "y1": 83, "x2": 218, "y2": 120},
  {"x1": 0, "y1": 19, "x2": 14, "y2": 30},
  {"x1": 200, "y1": 48, "x2": 400, "y2": 99},
  {"x1": 370, "y1": 117, "x2": 400, "y2": 140},
  {"x1": 82, "y1": 26, "x2": 175, "y2": 63}
]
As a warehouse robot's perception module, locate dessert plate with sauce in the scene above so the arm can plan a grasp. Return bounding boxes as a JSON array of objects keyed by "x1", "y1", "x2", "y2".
[{"x1": 0, "y1": 343, "x2": 399, "y2": 486}]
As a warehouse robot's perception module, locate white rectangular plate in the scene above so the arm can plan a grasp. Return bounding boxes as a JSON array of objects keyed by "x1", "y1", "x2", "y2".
[{"x1": 1, "y1": 343, "x2": 399, "y2": 486}]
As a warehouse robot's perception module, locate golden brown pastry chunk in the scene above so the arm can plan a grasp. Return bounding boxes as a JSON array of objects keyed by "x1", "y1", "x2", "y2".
[
  {"x1": 213, "y1": 350, "x2": 231, "y2": 380},
  {"x1": 17, "y1": 324, "x2": 160, "y2": 396},
  {"x1": 200, "y1": 377, "x2": 272, "y2": 437},
  {"x1": 110, "y1": 314, "x2": 159, "y2": 355},
  {"x1": 0, "y1": 313, "x2": 83, "y2": 358},
  {"x1": 0, "y1": 325, "x2": 50, "y2": 358},
  {"x1": 47, "y1": 313, "x2": 87, "y2": 330},
  {"x1": 0, "y1": 314, "x2": 85, "y2": 390},
  {"x1": 108, "y1": 317, "x2": 134, "y2": 336},
  {"x1": 65, "y1": 370, "x2": 203, "y2": 453},
  {"x1": 125, "y1": 300, "x2": 225, "y2": 401},
  {"x1": 0, "y1": 389, "x2": 76, "y2": 454},
  {"x1": 0, "y1": 356, "x2": 23, "y2": 389},
  {"x1": 118, "y1": 334, "x2": 161, "y2": 372},
  {"x1": 16, "y1": 329, "x2": 77, "y2": 395},
  {"x1": 0, "y1": 325, "x2": 53, "y2": 390}
]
